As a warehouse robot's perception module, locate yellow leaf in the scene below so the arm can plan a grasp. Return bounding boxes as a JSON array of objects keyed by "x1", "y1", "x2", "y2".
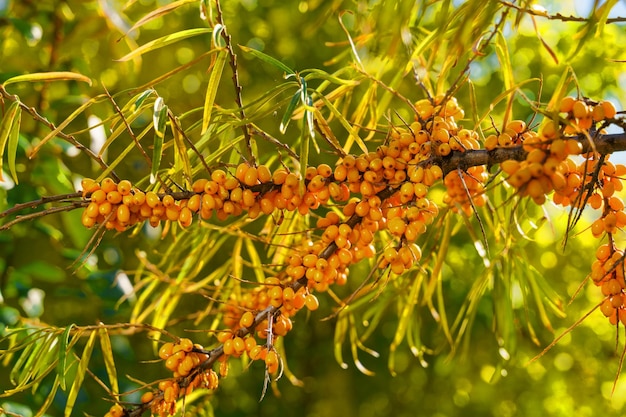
[{"x1": 2, "y1": 71, "x2": 92, "y2": 87}]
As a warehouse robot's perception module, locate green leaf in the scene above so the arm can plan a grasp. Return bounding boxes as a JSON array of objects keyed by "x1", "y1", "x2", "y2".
[
  {"x1": 116, "y1": 28, "x2": 213, "y2": 62},
  {"x1": 7, "y1": 105, "x2": 21, "y2": 184},
  {"x1": 279, "y1": 90, "x2": 301, "y2": 134},
  {"x1": 129, "y1": 89, "x2": 155, "y2": 113},
  {"x1": 65, "y1": 330, "x2": 97, "y2": 417},
  {"x1": 334, "y1": 313, "x2": 349, "y2": 370},
  {"x1": 0, "y1": 100, "x2": 20, "y2": 182},
  {"x1": 172, "y1": 116, "x2": 192, "y2": 185},
  {"x1": 98, "y1": 327, "x2": 119, "y2": 396},
  {"x1": 389, "y1": 271, "x2": 423, "y2": 375},
  {"x1": 492, "y1": 264, "x2": 516, "y2": 361},
  {"x1": 244, "y1": 238, "x2": 265, "y2": 283},
  {"x1": 2, "y1": 71, "x2": 92, "y2": 87},
  {"x1": 10, "y1": 335, "x2": 38, "y2": 385},
  {"x1": 35, "y1": 375, "x2": 60, "y2": 417},
  {"x1": 494, "y1": 31, "x2": 514, "y2": 125},
  {"x1": 151, "y1": 97, "x2": 168, "y2": 184},
  {"x1": 57, "y1": 324, "x2": 74, "y2": 391},
  {"x1": 29, "y1": 96, "x2": 103, "y2": 158},
  {"x1": 16, "y1": 331, "x2": 55, "y2": 388},
  {"x1": 202, "y1": 49, "x2": 228, "y2": 135},
  {"x1": 124, "y1": 0, "x2": 198, "y2": 36},
  {"x1": 239, "y1": 45, "x2": 295, "y2": 75}
]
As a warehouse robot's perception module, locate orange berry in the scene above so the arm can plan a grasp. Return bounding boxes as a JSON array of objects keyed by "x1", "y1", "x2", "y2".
[
  {"x1": 304, "y1": 294, "x2": 319, "y2": 311},
  {"x1": 117, "y1": 180, "x2": 132, "y2": 196},
  {"x1": 232, "y1": 337, "x2": 246, "y2": 354},
  {"x1": 159, "y1": 342, "x2": 174, "y2": 359},
  {"x1": 178, "y1": 207, "x2": 193, "y2": 227},
  {"x1": 211, "y1": 169, "x2": 227, "y2": 184},
  {"x1": 257, "y1": 165, "x2": 272, "y2": 183},
  {"x1": 244, "y1": 336, "x2": 257, "y2": 351},
  {"x1": 90, "y1": 189, "x2": 107, "y2": 204},
  {"x1": 101, "y1": 177, "x2": 117, "y2": 193},
  {"x1": 383, "y1": 247, "x2": 398, "y2": 263},
  {"x1": 187, "y1": 194, "x2": 201, "y2": 212},
  {"x1": 387, "y1": 217, "x2": 407, "y2": 237},
  {"x1": 248, "y1": 345, "x2": 264, "y2": 360},
  {"x1": 572, "y1": 100, "x2": 589, "y2": 119},
  {"x1": 601, "y1": 100, "x2": 617, "y2": 119},
  {"x1": 240, "y1": 311, "x2": 255, "y2": 328},
  {"x1": 98, "y1": 201, "x2": 112, "y2": 216},
  {"x1": 116, "y1": 204, "x2": 131, "y2": 224},
  {"x1": 179, "y1": 338, "x2": 194, "y2": 352},
  {"x1": 106, "y1": 191, "x2": 122, "y2": 204},
  {"x1": 265, "y1": 350, "x2": 279, "y2": 373},
  {"x1": 559, "y1": 96, "x2": 576, "y2": 113},
  {"x1": 81, "y1": 178, "x2": 100, "y2": 196},
  {"x1": 146, "y1": 191, "x2": 160, "y2": 208},
  {"x1": 244, "y1": 166, "x2": 259, "y2": 186}
]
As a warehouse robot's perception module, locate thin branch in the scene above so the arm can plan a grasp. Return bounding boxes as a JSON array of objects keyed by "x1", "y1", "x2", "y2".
[
  {"x1": 437, "y1": 132, "x2": 626, "y2": 176},
  {"x1": 0, "y1": 85, "x2": 118, "y2": 181},
  {"x1": 102, "y1": 84, "x2": 152, "y2": 168},
  {"x1": 215, "y1": 0, "x2": 254, "y2": 164},
  {"x1": 499, "y1": 0, "x2": 626, "y2": 23},
  {"x1": 0, "y1": 202, "x2": 87, "y2": 231}
]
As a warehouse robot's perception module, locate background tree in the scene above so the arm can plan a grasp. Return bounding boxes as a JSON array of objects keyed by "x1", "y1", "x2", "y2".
[{"x1": 2, "y1": 1, "x2": 626, "y2": 417}]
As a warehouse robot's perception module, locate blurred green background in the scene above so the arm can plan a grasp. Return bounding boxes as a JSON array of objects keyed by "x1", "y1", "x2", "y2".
[{"x1": 2, "y1": 1, "x2": 626, "y2": 416}]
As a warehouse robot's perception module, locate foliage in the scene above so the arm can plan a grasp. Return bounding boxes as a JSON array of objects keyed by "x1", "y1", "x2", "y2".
[{"x1": 1, "y1": 1, "x2": 626, "y2": 417}]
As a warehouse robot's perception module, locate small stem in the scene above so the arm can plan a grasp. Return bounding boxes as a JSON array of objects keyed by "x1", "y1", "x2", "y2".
[
  {"x1": 215, "y1": 0, "x2": 254, "y2": 164},
  {"x1": 0, "y1": 85, "x2": 118, "y2": 181}
]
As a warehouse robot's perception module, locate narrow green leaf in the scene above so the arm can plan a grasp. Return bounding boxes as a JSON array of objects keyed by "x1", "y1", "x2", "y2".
[
  {"x1": 98, "y1": 327, "x2": 118, "y2": 396},
  {"x1": 129, "y1": 89, "x2": 156, "y2": 113},
  {"x1": 546, "y1": 67, "x2": 574, "y2": 112},
  {"x1": 0, "y1": 101, "x2": 20, "y2": 182},
  {"x1": 30, "y1": 96, "x2": 102, "y2": 158},
  {"x1": 202, "y1": 49, "x2": 228, "y2": 135},
  {"x1": 151, "y1": 97, "x2": 168, "y2": 184},
  {"x1": 97, "y1": 123, "x2": 153, "y2": 182},
  {"x1": 299, "y1": 106, "x2": 311, "y2": 192},
  {"x1": 7, "y1": 106, "x2": 21, "y2": 184},
  {"x1": 116, "y1": 28, "x2": 213, "y2": 62},
  {"x1": 313, "y1": 108, "x2": 346, "y2": 157},
  {"x1": 172, "y1": 116, "x2": 192, "y2": 185},
  {"x1": 333, "y1": 314, "x2": 349, "y2": 370},
  {"x1": 35, "y1": 375, "x2": 60, "y2": 417},
  {"x1": 57, "y1": 324, "x2": 74, "y2": 390},
  {"x1": 65, "y1": 330, "x2": 97, "y2": 417},
  {"x1": 280, "y1": 90, "x2": 301, "y2": 134},
  {"x1": 301, "y1": 78, "x2": 315, "y2": 140},
  {"x1": 16, "y1": 332, "x2": 55, "y2": 388},
  {"x1": 2, "y1": 71, "x2": 92, "y2": 87},
  {"x1": 96, "y1": 110, "x2": 145, "y2": 158},
  {"x1": 494, "y1": 31, "x2": 514, "y2": 125},
  {"x1": 239, "y1": 45, "x2": 295, "y2": 75},
  {"x1": 389, "y1": 271, "x2": 422, "y2": 375},
  {"x1": 244, "y1": 238, "x2": 265, "y2": 283},
  {"x1": 124, "y1": 0, "x2": 197, "y2": 36},
  {"x1": 315, "y1": 94, "x2": 368, "y2": 154},
  {"x1": 9, "y1": 337, "x2": 38, "y2": 385},
  {"x1": 492, "y1": 265, "x2": 516, "y2": 361},
  {"x1": 595, "y1": 0, "x2": 618, "y2": 36}
]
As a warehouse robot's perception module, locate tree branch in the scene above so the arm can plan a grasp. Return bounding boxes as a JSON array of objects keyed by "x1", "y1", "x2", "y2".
[{"x1": 438, "y1": 132, "x2": 626, "y2": 175}]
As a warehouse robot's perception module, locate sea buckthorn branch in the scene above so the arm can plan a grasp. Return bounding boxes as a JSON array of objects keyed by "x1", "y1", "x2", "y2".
[
  {"x1": 0, "y1": 85, "x2": 117, "y2": 181},
  {"x1": 214, "y1": 0, "x2": 254, "y2": 164},
  {"x1": 499, "y1": 0, "x2": 626, "y2": 23},
  {"x1": 6, "y1": 93, "x2": 626, "y2": 417},
  {"x1": 438, "y1": 131, "x2": 626, "y2": 175}
]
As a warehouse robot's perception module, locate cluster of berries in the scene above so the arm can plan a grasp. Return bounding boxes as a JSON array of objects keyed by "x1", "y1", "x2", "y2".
[{"x1": 105, "y1": 94, "x2": 626, "y2": 417}]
